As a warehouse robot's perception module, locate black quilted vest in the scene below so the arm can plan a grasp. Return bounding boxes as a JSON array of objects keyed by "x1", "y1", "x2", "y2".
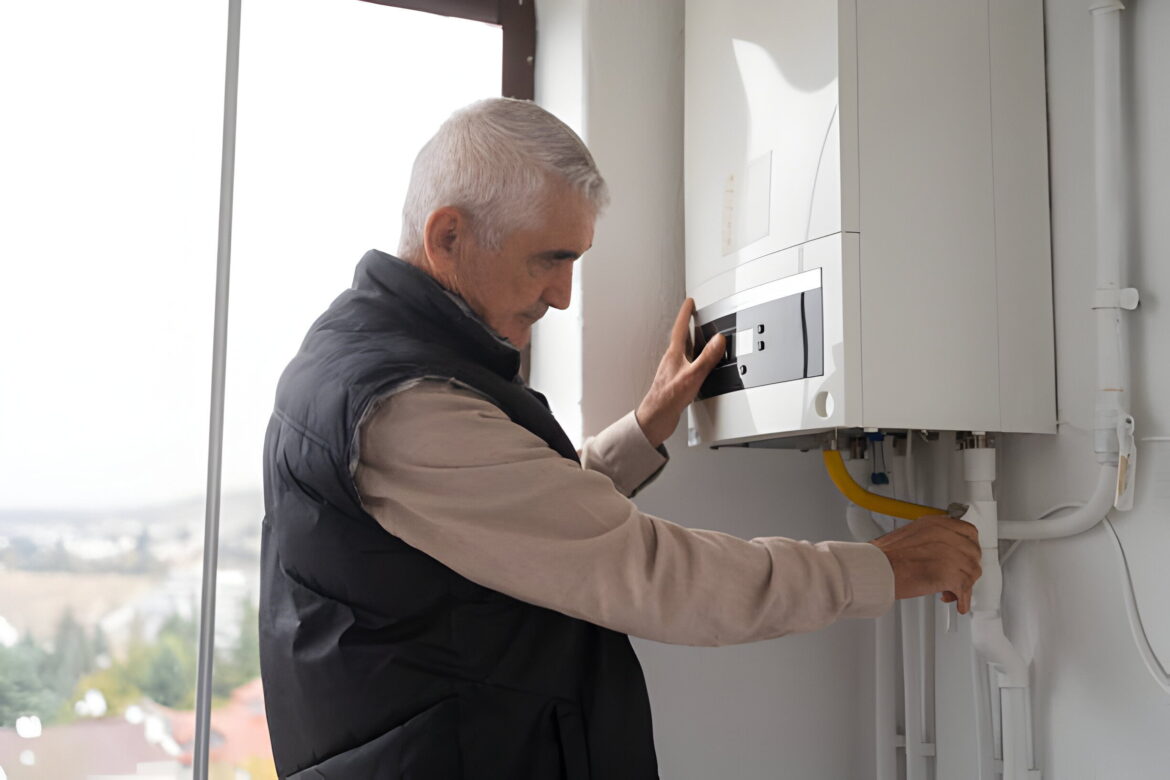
[{"x1": 259, "y1": 250, "x2": 658, "y2": 779}]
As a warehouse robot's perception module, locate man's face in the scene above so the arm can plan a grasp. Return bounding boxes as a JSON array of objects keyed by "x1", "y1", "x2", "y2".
[{"x1": 453, "y1": 185, "x2": 594, "y2": 349}]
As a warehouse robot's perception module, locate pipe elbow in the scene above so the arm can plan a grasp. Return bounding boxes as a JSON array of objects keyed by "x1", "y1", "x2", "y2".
[
  {"x1": 998, "y1": 465, "x2": 1117, "y2": 540},
  {"x1": 971, "y1": 612, "x2": 1029, "y2": 687}
]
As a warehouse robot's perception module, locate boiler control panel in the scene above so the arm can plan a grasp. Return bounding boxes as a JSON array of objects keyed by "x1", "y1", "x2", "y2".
[{"x1": 694, "y1": 269, "x2": 824, "y2": 399}]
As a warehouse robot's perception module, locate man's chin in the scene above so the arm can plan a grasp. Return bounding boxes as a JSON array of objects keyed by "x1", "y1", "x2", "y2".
[
  {"x1": 510, "y1": 327, "x2": 533, "y2": 350},
  {"x1": 507, "y1": 318, "x2": 540, "y2": 349}
]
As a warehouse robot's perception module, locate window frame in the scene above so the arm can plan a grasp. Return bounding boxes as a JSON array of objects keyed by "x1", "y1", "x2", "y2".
[{"x1": 357, "y1": 0, "x2": 536, "y2": 99}]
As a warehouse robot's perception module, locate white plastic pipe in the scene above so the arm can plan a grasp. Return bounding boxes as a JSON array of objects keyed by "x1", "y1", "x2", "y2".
[
  {"x1": 904, "y1": 435, "x2": 936, "y2": 773},
  {"x1": 901, "y1": 597, "x2": 928, "y2": 780},
  {"x1": 843, "y1": 451, "x2": 887, "y2": 540},
  {"x1": 919, "y1": 566, "x2": 936, "y2": 761},
  {"x1": 964, "y1": 447, "x2": 1036, "y2": 780},
  {"x1": 998, "y1": 464, "x2": 1117, "y2": 540},
  {"x1": 1091, "y1": 0, "x2": 1131, "y2": 465},
  {"x1": 965, "y1": 450, "x2": 1027, "y2": 688},
  {"x1": 970, "y1": 648, "x2": 996, "y2": 780},
  {"x1": 842, "y1": 454, "x2": 897, "y2": 780},
  {"x1": 875, "y1": 608, "x2": 898, "y2": 780},
  {"x1": 846, "y1": 503, "x2": 884, "y2": 542},
  {"x1": 971, "y1": 613, "x2": 1027, "y2": 690},
  {"x1": 844, "y1": 499, "x2": 895, "y2": 780},
  {"x1": 1001, "y1": 688, "x2": 1031, "y2": 780}
]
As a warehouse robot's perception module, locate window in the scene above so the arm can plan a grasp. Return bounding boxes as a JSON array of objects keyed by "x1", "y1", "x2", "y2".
[{"x1": 0, "y1": 1, "x2": 519, "y2": 776}]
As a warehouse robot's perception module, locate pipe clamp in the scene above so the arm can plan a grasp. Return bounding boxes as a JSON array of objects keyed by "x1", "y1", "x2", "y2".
[{"x1": 1091, "y1": 287, "x2": 1140, "y2": 310}]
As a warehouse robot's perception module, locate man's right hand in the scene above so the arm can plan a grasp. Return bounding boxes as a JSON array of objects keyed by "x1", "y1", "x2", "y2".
[
  {"x1": 635, "y1": 298, "x2": 726, "y2": 448},
  {"x1": 869, "y1": 515, "x2": 983, "y2": 614}
]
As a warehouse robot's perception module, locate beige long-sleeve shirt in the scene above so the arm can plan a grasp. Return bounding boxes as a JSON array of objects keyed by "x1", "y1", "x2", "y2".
[{"x1": 354, "y1": 379, "x2": 893, "y2": 647}]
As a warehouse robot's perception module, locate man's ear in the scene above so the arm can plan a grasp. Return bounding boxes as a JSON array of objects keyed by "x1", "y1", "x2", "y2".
[{"x1": 422, "y1": 206, "x2": 466, "y2": 278}]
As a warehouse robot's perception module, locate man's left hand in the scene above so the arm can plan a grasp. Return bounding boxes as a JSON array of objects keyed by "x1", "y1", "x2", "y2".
[{"x1": 635, "y1": 299, "x2": 726, "y2": 448}]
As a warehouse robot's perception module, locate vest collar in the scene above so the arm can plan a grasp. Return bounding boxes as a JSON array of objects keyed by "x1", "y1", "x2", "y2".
[{"x1": 353, "y1": 249, "x2": 522, "y2": 380}]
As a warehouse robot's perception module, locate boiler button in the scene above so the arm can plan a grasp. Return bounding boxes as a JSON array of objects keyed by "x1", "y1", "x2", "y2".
[
  {"x1": 739, "y1": 364, "x2": 748, "y2": 376},
  {"x1": 757, "y1": 341, "x2": 765, "y2": 351},
  {"x1": 757, "y1": 324, "x2": 765, "y2": 334}
]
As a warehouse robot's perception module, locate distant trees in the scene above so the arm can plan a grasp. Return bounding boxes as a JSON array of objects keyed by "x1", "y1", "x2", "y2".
[
  {"x1": 119, "y1": 613, "x2": 199, "y2": 709},
  {"x1": 0, "y1": 609, "x2": 94, "y2": 726},
  {"x1": 0, "y1": 638, "x2": 59, "y2": 726},
  {"x1": 0, "y1": 597, "x2": 261, "y2": 726},
  {"x1": 212, "y1": 598, "x2": 261, "y2": 699},
  {"x1": 45, "y1": 610, "x2": 94, "y2": 705}
]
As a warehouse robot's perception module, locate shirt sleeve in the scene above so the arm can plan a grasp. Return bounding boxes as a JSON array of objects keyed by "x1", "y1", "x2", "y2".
[
  {"x1": 353, "y1": 380, "x2": 894, "y2": 647},
  {"x1": 579, "y1": 410, "x2": 668, "y2": 497}
]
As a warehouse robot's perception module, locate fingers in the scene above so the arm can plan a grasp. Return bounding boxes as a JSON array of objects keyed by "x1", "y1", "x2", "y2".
[
  {"x1": 920, "y1": 513, "x2": 980, "y2": 545},
  {"x1": 687, "y1": 332, "x2": 725, "y2": 378},
  {"x1": 952, "y1": 560, "x2": 981, "y2": 614},
  {"x1": 873, "y1": 515, "x2": 984, "y2": 613},
  {"x1": 948, "y1": 516, "x2": 981, "y2": 544},
  {"x1": 669, "y1": 298, "x2": 697, "y2": 353}
]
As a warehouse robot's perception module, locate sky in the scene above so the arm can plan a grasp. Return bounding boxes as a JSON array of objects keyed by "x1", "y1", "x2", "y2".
[{"x1": 0, "y1": 0, "x2": 501, "y2": 511}]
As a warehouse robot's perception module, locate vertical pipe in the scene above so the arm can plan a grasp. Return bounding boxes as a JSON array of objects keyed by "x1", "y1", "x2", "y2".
[
  {"x1": 1001, "y1": 688, "x2": 1030, "y2": 780},
  {"x1": 891, "y1": 437, "x2": 930, "y2": 780},
  {"x1": 1091, "y1": 0, "x2": 1129, "y2": 464},
  {"x1": 901, "y1": 599, "x2": 927, "y2": 780},
  {"x1": 192, "y1": 0, "x2": 243, "y2": 776},
  {"x1": 906, "y1": 432, "x2": 936, "y2": 776},
  {"x1": 970, "y1": 652, "x2": 995, "y2": 780},
  {"x1": 844, "y1": 452, "x2": 897, "y2": 780},
  {"x1": 919, "y1": 578, "x2": 936, "y2": 767},
  {"x1": 876, "y1": 609, "x2": 898, "y2": 780}
]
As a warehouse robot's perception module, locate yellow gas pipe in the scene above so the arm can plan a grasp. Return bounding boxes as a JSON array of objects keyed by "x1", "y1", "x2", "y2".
[{"x1": 822, "y1": 449, "x2": 948, "y2": 521}]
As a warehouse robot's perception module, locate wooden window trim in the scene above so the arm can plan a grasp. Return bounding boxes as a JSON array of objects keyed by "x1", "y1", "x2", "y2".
[{"x1": 357, "y1": 0, "x2": 535, "y2": 100}]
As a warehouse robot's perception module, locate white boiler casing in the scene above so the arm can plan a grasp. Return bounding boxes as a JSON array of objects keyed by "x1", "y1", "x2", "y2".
[{"x1": 685, "y1": 0, "x2": 1056, "y2": 447}]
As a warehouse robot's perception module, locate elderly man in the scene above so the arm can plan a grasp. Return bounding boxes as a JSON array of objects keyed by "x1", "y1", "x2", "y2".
[{"x1": 259, "y1": 98, "x2": 981, "y2": 778}]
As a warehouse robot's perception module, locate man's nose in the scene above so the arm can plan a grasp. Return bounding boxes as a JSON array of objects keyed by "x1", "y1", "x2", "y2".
[{"x1": 544, "y1": 262, "x2": 574, "y2": 310}]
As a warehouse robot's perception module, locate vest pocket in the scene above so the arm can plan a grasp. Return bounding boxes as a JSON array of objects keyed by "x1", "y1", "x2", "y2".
[{"x1": 285, "y1": 696, "x2": 459, "y2": 779}]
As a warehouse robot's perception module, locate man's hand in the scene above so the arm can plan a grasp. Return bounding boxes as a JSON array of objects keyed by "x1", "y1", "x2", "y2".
[
  {"x1": 635, "y1": 299, "x2": 726, "y2": 448},
  {"x1": 869, "y1": 515, "x2": 983, "y2": 614}
]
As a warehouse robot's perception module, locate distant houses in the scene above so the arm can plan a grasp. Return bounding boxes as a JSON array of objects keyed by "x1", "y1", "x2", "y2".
[{"x1": 0, "y1": 678, "x2": 274, "y2": 780}]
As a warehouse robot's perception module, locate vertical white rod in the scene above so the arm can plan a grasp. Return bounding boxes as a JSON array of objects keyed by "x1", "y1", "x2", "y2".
[
  {"x1": 845, "y1": 452, "x2": 898, "y2": 780},
  {"x1": 906, "y1": 432, "x2": 936, "y2": 774},
  {"x1": 1001, "y1": 688, "x2": 1029, "y2": 780},
  {"x1": 876, "y1": 608, "x2": 899, "y2": 780},
  {"x1": 970, "y1": 653, "x2": 995, "y2": 780},
  {"x1": 1093, "y1": 3, "x2": 1124, "y2": 288},
  {"x1": 901, "y1": 598, "x2": 927, "y2": 779},
  {"x1": 193, "y1": 0, "x2": 242, "y2": 776},
  {"x1": 919, "y1": 582, "x2": 935, "y2": 763},
  {"x1": 892, "y1": 438, "x2": 928, "y2": 780}
]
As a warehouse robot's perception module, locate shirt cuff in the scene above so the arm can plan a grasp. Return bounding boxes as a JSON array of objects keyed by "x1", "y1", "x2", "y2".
[
  {"x1": 580, "y1": 410, "x2": 669, "y2": 498},
  {"x1": 824, "y1": 540, "x2": 895, "y2": 618}
]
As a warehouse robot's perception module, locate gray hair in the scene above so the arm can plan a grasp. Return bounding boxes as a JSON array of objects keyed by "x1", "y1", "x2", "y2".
[{"x1": 397, "y1": 98, "x2": 608, "y2": 261}]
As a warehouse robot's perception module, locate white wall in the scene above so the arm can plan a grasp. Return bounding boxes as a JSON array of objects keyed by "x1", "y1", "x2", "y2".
[
  {"x1": 990, "y1": 1, "x2": 1170, "y2": 776},
  {"x1": 534, "y1": 0, "x2": 1170, "y2": 777}
]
